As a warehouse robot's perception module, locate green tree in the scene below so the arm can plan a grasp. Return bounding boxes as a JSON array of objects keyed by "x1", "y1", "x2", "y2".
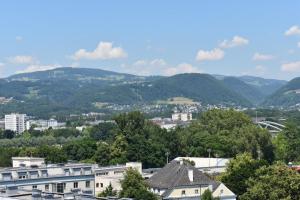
[
  {"x1": 220, "y1": 153, "x2": 267, "y2": 196},
  {"x1": 110, "y1": 134, "x2": 128, "y2": 164},
  {"x1": 62, "y1": 138, "x2": 97, "y2": 161},
  {"x1": 98, "y1": 183, "x2": 117, "y2": 197},
  {"x1": 119, "y1": 168, "x2": 157, "y2": 200},
  {"x1": 201, "y1": 189, "x2": 220, "y2": 200},
  {"x1": 94, "y1": 142, "x2": 111, "y2": 166},
  {"x1": 240, "y1": 163, "x2": 300, "y2": 200},
  {"x1": 272, "y1": 132, "x2": 289, "y2": 161}
]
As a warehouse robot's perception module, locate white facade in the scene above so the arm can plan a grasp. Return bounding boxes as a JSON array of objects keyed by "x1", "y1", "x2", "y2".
[
  {"x1": 12, "y1": 157, "x2": 45, "y2": 168},
  {"x1": 0, "y1": 157, "x2": 142, "y2": 198},
  {"x1": 172, "y1": 113, "x2": 192, "y2": 122},
  {"x1": 94, "y1": 162, "x2": 142, "y2": 196},
  {"x1": 5, "y1": 114, "x2": 26, "y2": 134},
  {"x1": 26, "y1": 119, "x2": 58, "y2": 130},
  {"x1": 174, "y1": 157, "x2": 230, "y2": 174}
]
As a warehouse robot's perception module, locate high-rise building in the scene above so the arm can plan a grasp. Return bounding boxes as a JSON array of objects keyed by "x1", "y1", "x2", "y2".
[{"x1": 4, "y1": 113, "x2": 26, "y2": 134}]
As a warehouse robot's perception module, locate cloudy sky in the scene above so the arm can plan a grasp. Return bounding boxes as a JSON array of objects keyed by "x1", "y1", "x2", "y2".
[{"x1": 0, "y1": 1, "x2": 300, "y2": 80}]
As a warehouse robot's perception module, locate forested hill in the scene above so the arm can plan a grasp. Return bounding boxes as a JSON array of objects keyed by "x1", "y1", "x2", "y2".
[
  {"x1": 263, "y1": 77, "x2": 300, "y2": 107},
  {"x1": 0, "y1": 67, "x2": 292, "y2": 117}
]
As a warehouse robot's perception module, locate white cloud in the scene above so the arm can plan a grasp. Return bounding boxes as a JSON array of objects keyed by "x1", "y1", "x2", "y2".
[
  {"x1": 163, "y1": 63, "x2": 201, "y2": 76},
  {"x1": 16, "y1": 64, "x2": 62, "y2": 74},
  {"x1": 0, "y1": 63, "x2": 4, "y2": 67},
  {"x1": 72, "y1": 42, "x2": 127, "y2": 60},
  {"x1": 133, "y1": 60, "x2": 148, "y2": 66},
  {"x1": 285, "y1": 25, "x2": 300, "y2": 36},
  {"x1": 70, "y1": 62, "x2": 80, "y2": 68},
  {"x1": 254, "y1": 65, "x2": 267, "y2": 74},
  {"x1": 195, "y1": 48, "x2": 224, "y2": 61},
  {"x1": 124, "y1": 59, "x2": 202, "y2": 76},
  {"x1": 219, "y1": 36, "x2": 249, "y2": 48},
  {"x1": 16, "y1": 36, "x2": 23, "y2": 41},
  {"x1": 281, "y1": 61, "x2": 300, "y2": 72},
  {"x1": 252, "y1": 53, "x2": 274, "y2": 61},
  {"x1": 298, "y1": 42, "x2": 300, "y2": 48},
  {"x1": 130, "y1": 59, "x2": 167, "y2": 75},
  {"x1": 8, "y1": 55, "x2": 36, "y2": 64}
]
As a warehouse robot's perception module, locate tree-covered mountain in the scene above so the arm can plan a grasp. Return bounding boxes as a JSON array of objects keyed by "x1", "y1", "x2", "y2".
[
  {"x1": 237, "y1": 76, "x2": 287, "y2": 96},
  {"x1": 0, "y1": 68, "x2": 255, "y2": 117},
  {"x1": 220, "y1": 77, "x2": 265, "y2": 105},
  {"x1": 0, "y1": 67, "x2": 294, "y2": 117},
  {"x1": 263, "y1": 77, "x2": 300, "y2": 107}
]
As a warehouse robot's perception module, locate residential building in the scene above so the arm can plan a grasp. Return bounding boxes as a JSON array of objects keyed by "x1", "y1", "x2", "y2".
[
  {"x1": 94, "y1": 162, "x2": 142, "y2": 196},
  {"x1": 0, "y1": 157, "x2": 142, "y2": 198},
  {"x1": 5, "y1": 113, "x2": 26, "y2": 134},
  {"x1": 148, "y1": 160, "x2": 236, "y2": 200},
  {"x1": 174, "y1": 157, "x2": 230, "y2": 174},
  {"x1": 12, "y1": 157, "x2": 45, "y2": 168},
  {"x1": 172, "y1": 112, "x2": 192, "y2": 122},
  {"x1": 26, "y1": 119, "x2": 58, "y2": 131},
  {"x1": 0, "y1": 162, "x2": 95, "y2": 195}
]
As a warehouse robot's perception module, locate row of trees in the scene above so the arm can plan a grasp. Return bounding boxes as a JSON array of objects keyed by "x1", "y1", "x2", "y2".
[{"x1": 2, "y1": 109, "x2": 300, "y2": 167}]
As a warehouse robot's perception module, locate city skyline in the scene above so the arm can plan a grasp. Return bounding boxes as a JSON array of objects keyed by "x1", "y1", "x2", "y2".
[{"x1": 0, "y1": 1, "x2": 300, "y2": 80}]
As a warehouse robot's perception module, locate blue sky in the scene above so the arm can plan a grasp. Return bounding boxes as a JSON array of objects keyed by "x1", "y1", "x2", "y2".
[{"x1": 0, "y1": 1, "x2": 300, "y2": 80}]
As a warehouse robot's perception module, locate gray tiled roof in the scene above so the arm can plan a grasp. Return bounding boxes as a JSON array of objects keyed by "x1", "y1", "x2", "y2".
[{"x1": 147, "y1": 160, "x2": 215, "y2": 189}]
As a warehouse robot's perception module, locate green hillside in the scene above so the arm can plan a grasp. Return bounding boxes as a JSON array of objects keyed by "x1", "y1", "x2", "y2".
[
  {"x1": 263, "y1": 77, "x2": 300, "y2": 107},
  {"x1": 0, "y1": 68, "x2": 254, "y2": 117},
  {"x1": 221, "y1": 77, "x2": 265, "y2": 104}
]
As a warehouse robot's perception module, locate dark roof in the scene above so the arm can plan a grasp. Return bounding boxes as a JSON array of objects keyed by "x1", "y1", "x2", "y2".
[{"x1": 147, "y1": 160, "x2": 215, "y2": 189}]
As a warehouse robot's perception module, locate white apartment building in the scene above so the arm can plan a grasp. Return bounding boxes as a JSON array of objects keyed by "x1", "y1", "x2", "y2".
[
  {"x1": 26, "y1": 119, "x2": 58, "y2": 131},
  {"x1": 0, "y1": 157, "x2": 142, "y2": 198},
  {"x1": 172, "y1": 112, "x2": 192, "y2": 122},
  {"x1": 5, "y1": 113, "x2": 26, "y2": 134}
]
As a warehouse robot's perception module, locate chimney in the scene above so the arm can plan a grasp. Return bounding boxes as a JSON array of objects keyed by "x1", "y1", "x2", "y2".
[{"x1": 188, "y1": 169, "x2": 194, "y2": 182}]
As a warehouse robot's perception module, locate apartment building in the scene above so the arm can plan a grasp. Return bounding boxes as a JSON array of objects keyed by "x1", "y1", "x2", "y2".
[
  {"x1": 94, "y1": 162, "x2": 142, "y2": 196},
  {"x1": 0, "y1": 157, "x2": 142, "y2": 198},
  {"x1": 4, "y1": 113, "x2": 26, "y2": 134}
]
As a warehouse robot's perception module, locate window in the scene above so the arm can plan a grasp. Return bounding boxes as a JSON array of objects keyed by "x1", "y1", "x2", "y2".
[
  {"x1": 96, "y1": 172, "x2": 108, "y2": 176},
  {"x1": 32, "y1": 185, "x2": 37, "y2": 189},
  {"x1": 45, "y1": 184, "x2": 49, "y2": 191},
  {"x1": 57, "y1": 183, "x2": 64, "y2": 193},
  {"x1": 100, "y1": 183, "x2": 103, "y2": 188},
  {"x1": 74, "y1": 182, "x2": 78, "y2": 188},
  {"x1": 86, "y1": 181, "x2": 90, "y2": 188},
  {"x1": 19, "y1": 175, "x2": 26, "y2": 179},
  {"x1": 195, "y1": 189, "x2": 199, "y2": 194},
  {"x1": 96, "y1": 183, "x2": 99, "y2": 188},
  {"x1": 181, "y1": 190, "x2": 186, "y2": 196}
]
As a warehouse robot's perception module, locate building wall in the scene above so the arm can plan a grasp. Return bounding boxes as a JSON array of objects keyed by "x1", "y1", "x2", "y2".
[
  {"x1": 94, "y1": 162, "x2": 142, "y2": 196},
  {"x1": 5, "y1": 114, "x2": 26, "y2": 134},
  {"x1": 12, "y1": 157, "x2": 45, "y2": 168},
  {"x1": 167, "y1": 186, "x2": 209, "y2": 199}
]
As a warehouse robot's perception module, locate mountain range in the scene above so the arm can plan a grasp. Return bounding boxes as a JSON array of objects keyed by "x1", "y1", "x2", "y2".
[{"x1": 0, "y1": 67, "x2": 296, "y2": 117}]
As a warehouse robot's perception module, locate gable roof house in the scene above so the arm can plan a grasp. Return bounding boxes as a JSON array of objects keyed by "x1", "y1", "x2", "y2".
[{"x1": 147, "y1": 160, "x2": 236, "y2": 200}]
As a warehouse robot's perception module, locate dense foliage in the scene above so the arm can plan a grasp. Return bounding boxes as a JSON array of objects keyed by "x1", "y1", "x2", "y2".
[
  {"x1": 119, "y1": 168, "x2": 157, "y2": 200},
  {"x1": 240, "y1": 163, "x2": 300, "y2": 200}
]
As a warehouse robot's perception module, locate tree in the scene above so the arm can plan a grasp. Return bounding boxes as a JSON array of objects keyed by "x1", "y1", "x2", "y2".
[
  {"x1": 240, "y1": 163, "x2": 300, "y2": 200},
  {"x1": 119, "y1": 168, "x2": 157, "y2": 200},
  {"x1": 220, "y1": 153, "x2": 267, "y2": 196},
  {"x1": 62, "y1": 138, "x2": 97, "y2": 161},
  {"x1": 98, "y1": 183, "x2": 117, "y2": 197},
  {"x1": 94, "y1": 142, "x2": 111, "y2": 166},
  {"x1": 201, "y1": 189, "x2": 220, "y2": 200},
  {"x1": 3, "y1": 130, "x2": 15, "y2": 139},
  {"x1": 110, "y1": 134, "x2": 128, "y2": 164}
]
